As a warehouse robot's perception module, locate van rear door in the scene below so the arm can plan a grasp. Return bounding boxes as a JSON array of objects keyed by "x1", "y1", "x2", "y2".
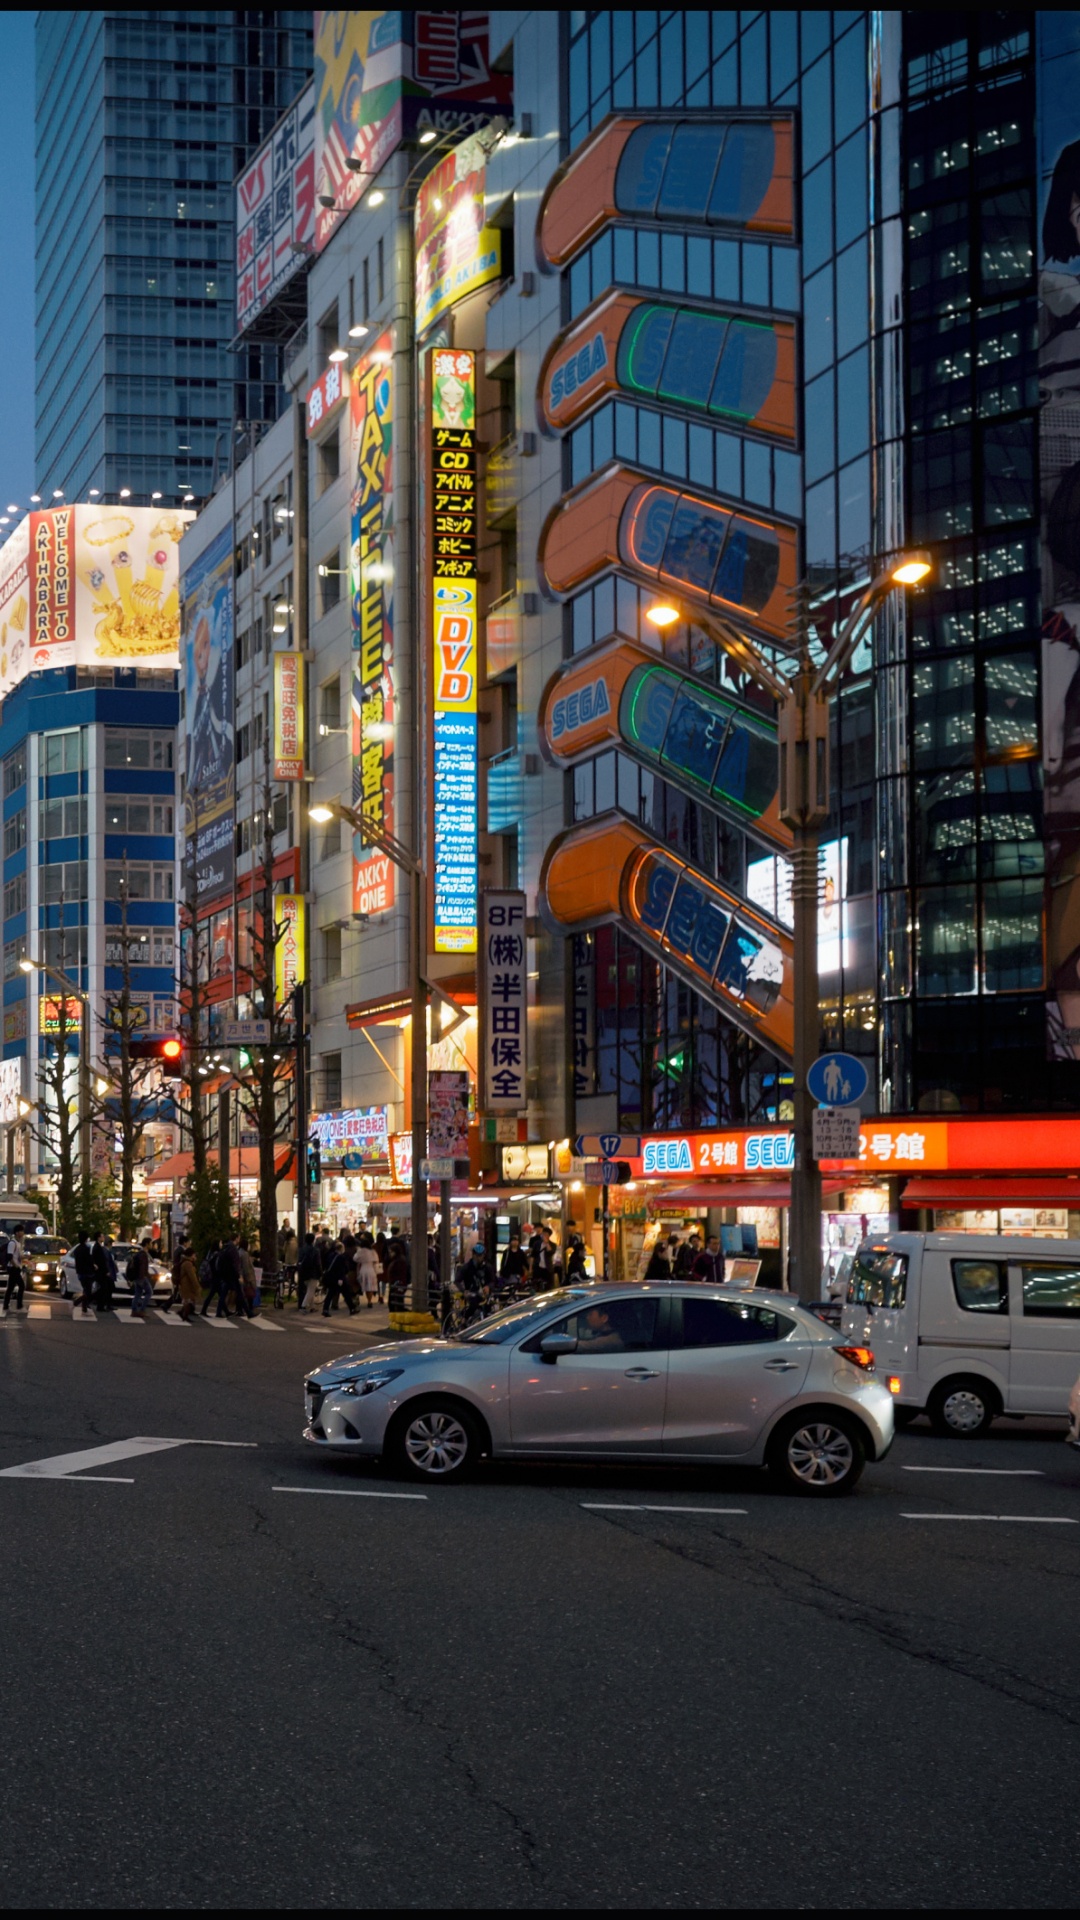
[
  {"x1": 1007, "y1": 1257, "x2": 1080, "y2": 1415},
  {"x1": 842, "y1": 1243, "x2": 911, "y2": 1375}
]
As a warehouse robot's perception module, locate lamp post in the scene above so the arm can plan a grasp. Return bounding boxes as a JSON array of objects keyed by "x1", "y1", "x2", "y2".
[
  {"x1": 310, "y1": 798, "x2": 428, "y2": 1300},
  {"x1": 20, "y1": 952, "x2": 93, "y2": 1201},
  {"x1": 646, "y1": 551, "x2": 932, "y2": 1300}
]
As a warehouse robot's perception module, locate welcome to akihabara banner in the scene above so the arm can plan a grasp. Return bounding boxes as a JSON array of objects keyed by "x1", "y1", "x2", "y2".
[{"x1": 0, "y1": 503, "x2": 193, "y2": 702}]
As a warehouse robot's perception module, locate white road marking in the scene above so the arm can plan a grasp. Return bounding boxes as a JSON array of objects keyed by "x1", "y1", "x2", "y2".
[
  {"x1": 27, "y1": 1302, "x2": 50, "y2": 1319},
  {"x1": 69, "y1": 1308, "x2": 97, "y2": 1321},
  {"x1": 153, "y1": 1310, "x2": 188, "y2": 1325},
  {"x1": 305, "y1": 1323, "x2": 353, "y2": 1333},
  {"x1": 581, "y1": 1502, "x2": 748, "y2": 1515},
  {"x1": 0, "y1": 1437, "x2": 257, "y2": 1481},
  {"x1": 113, "y1": 1309, "x2": 143, "y2": 1324},
  {"x1": 202, "y1": 1314, "x2": 237, "y2": 1328},
  {"x1": 272, "y1": 1485, "x2": 428, "y2": 1501},
  {"x1": 901, "y1": 1512, "x2": 1077, "y2": 1524},
  {"x1": 902, "y1": 1466, "x2": 1045, "y2": 1476},
  {"x1": 245, "y1": 1315, "x2": 283, "y2": 1332}
]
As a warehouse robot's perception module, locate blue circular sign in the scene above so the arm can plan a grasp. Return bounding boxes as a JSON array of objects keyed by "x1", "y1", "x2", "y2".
[{"x1": 807, "y1": 1052, "x2": 869, "y2": 1106}]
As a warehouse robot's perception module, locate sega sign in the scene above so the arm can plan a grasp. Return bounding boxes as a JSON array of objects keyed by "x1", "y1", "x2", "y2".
[
  {"x1": 548, "y1": 333, "x2": 608, "y2": 410},
  {"x1": 642, "y1": 1138, "x2": 693, "y2": 1174},
  {"x1": 745, "y1": 1131, "x2": 794, "y2": 1170},
  {"x1": 550, "y1": 676, "x2": 610, "y2": 740}
]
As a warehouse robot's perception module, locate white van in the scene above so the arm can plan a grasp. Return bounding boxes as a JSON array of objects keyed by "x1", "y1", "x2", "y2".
[{"x1": 841, "y1": 1232, "x2": 1080, "y2": 1435}]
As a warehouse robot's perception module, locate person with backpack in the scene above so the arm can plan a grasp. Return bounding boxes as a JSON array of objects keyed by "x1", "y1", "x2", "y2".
[{"x1": 2, "y1": 1226, "x2": 26, "y2": 1314}]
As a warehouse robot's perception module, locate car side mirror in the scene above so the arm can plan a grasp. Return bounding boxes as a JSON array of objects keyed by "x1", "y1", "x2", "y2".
[{"x1": 539, "y1": 1332, "x2": 578, "y2": 1364}]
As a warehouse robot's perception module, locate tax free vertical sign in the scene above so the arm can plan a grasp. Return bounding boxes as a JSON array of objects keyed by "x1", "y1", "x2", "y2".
[
  {"x1": 479, "y1": 890, "x2": 527, "y2": 1113},
  {"x1": 430, "y1": 347, "x2": 479, "y2": 953}
]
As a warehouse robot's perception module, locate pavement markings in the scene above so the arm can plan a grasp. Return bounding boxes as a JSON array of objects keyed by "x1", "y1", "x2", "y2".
[
  {"x1": 153, "y1": 1309, "x2": 188, "y2": 1325},
  {"x1": 0, "y1": 1437, "x2": 257, "y2": 1483},
  {"x1": 581, "y1": 1502, "x2": 749, "y2": 1516},
  {"x1": 113, "y1": 1309, "x2": 143, "y2": 1324},
  {"x1": 272, "y1": 1485, "x2": 428, "y2": 1501},
  {"x1": 27, "y1": 1302, "x2": 50, "y2": 1320},
  {"x1": 245, "y1": 1315, "x2": 283, "y2": 1332},
  {"x1": 901, "y1": 1512, "x2": 1077, "y2": 1525},
  {"x1": 902, "y1": 1466, "x2": 1045, "y2": 1477},
  {"x1": 202, "y1": 1314, "x2": 238, "y2": 1329}
]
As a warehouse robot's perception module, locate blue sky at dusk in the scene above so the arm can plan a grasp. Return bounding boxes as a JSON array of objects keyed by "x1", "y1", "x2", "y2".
[{"x1": 0, "y1": 14, "x2": 35, "y2": 512}]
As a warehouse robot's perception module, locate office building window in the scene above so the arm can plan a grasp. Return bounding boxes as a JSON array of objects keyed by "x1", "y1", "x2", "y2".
[
  {"x1": 105, "y1": 863, "x2": 175, "y2": 901},
  {"x1": 319, "y1": 550, "x2": 343, "y2": 613},
  {"x1": 321, "y1": 924, "x2": 342, "y2": 982},
  {"x1": 104, "y1": 729, "x2": 173, "y2": 770},
  {"x1": 41, "y1": 796, "x2": 88, "y2": 840},
  {"x1": 4, "y1": 809, "x2": 26, "y2": 856},
  {"x1": 40, "y1": 861, "x2": 88, "y2": 903},
  {"x1": 3, "y1": 935, "x2": 26, "y2": 979},
  {"x1": 104, "y1": 796, "x2": 175, "y2": 834},
  {"x1": 3, "y1": 745, "x2": 26, "y2": 795},
  {"x1": 319, "y1": 675, "x2": 341, "y2": 731},
  {"x1": 321, "y1": 1050, "x2": 342, "y2": 1107},
  {"x1": 42, "y1": 730, "x2": 84, "y2": 775},
  {"x1": 4, "y1": 873, "x2": 26, "y2": 918}
]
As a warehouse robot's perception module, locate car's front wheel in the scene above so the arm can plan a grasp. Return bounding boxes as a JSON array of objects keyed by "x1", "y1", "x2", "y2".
[
  {"x1": 387, "y1": 1397, "x2": 481, "y2": 1483},
  {"x1": 768, "y1": 1412, "x2": 866, "y2": 1496}
]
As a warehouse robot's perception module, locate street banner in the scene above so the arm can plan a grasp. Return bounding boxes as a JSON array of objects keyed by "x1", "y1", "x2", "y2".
[
  {"x1": 479, "y1": 889, "x2": 527, "y2": 1113},
  {"x1": 272, "y1": 650, "x2": 305, "y2": 780}
]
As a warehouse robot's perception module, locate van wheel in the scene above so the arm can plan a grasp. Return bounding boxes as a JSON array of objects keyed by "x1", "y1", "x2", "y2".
[{"x1": 928, "y1": 1378, "x2": 996, "y2": 1437}]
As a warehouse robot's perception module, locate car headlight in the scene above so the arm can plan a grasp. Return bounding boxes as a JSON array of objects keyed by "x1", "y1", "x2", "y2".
[
  {"x1": 35, "y1": 1262, "x2": 47, "y2": 1271},
  {"x1": 336, "y1": 1368, "x2": 404, "y2": 1398}
]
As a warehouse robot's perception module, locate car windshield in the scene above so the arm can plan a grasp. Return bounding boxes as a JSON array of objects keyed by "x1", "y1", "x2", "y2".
[
  {"x1": 28, "y1": 1237, "x2": 66, "y2": 1256},
  {"x1": 459, "y1": 1288, "x2": 591, "y2": 1344}
]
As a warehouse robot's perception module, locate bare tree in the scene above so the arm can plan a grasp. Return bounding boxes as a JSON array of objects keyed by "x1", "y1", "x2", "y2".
[
  {"x1": 102, "y1": 879, "x2": 169, "y2": 1239},
  {"x1": 22, "y1": 941, "x2": 101, "y2": 1240},
  {"x1": 233, "y1": 753, "x2": 296, "y2": 1290},
  {"x1": 175, "y1": 834, "x2": 209, "y2": 1179}
]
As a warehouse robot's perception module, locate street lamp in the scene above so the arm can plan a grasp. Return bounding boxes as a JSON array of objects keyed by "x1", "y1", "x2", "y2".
[
  {"x1": 645, "y1": 549, "x2": 933, "y2": 1300},
  {"x1": 20, "y1": 952, "x2": 93, "y2": 1201}
]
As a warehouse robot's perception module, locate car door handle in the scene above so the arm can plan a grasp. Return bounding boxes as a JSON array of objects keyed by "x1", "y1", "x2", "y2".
[
  {"x1": 763, "y1": 1359, "x2": 800, "y2": 1371},
  {"x1": 624, "y1": 1367, "x2": 660, "y2": 1379}
]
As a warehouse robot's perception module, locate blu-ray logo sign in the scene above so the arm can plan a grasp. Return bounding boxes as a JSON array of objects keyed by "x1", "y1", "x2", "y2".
[
  {"x1": 745, "y1": 1132, "x2": 794, "y2": 1170},
  {"x1": 549, "y1": 334, "x2": 608, "y2": 408},
  {"x1": 642, "y1": 1139, "x2": 693, "y2": 1174},
  {"x1": 550, "y1": 676, "x2": 610, "y2": 740}
]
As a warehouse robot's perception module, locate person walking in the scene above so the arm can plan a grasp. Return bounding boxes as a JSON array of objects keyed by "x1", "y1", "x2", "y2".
[
  {"x1": 565, "y1": 1235, "x2": 589, "y2": 1281},
  {"x1": 2, "y1": 1225, "x2": 26, "y2": 1314},
  {"x1": 177, "y1": 1242, "x2": 201, "y2": 1321},
  {"x1": 355, "y1": 1233, "x2": 379, "y2": 1309},
  {"x1": 198, "y1": 1239, "x2": 220, "y2": 1314},
  {"x1": 386, "y1": 1238, "x2": 411, "y2": 1313},
  {"x1": 321, "y1": 1240, "x2": 359, "y2": 1317},
  {"x1": 296, "y1": 1232, "x2": 321, "y2": 1312},
  {"x1": 128, "y1": 1237, "x2": 154, "y2": 1318},
  {"x1": 237, "y1": 1237, "x2": 257, "y2": 1317},
  {"x1": 218, "y1": 1234, "x2": 250, "y2": 1318},
  {"x1": 91, "y1": 1231, "x2": 112, "y2": 1312},
  {"x1": 73, "y1": 1228, "x2": 96, "y2": 1314},
  {"x1": 691, "y1": 1234, "x2": 725, "y2": 1287},
  {"x1": 673, "y1": 1232, "x2": 699, "y2": 1279},
  {"x1": 531, "y1": 1223, "x2": 557, "y2": 1291},
  {"x1": 280, "y1": 1224, "x2": 298, "y2": 1301},
  {"x1": 643, "y1": 1241, "x2": 672, "y2": 1279}
]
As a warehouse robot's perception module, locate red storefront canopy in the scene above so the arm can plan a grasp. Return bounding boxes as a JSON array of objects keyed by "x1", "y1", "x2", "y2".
[{"x1": 903, "y1": 1177, "x2": 1080, "y2": 1207}]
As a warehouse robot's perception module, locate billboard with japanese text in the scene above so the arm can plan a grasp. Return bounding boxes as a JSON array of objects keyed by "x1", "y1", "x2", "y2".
[
  {"x1": 430, "y1": 348, "x2": 478, "y2": 954},
  {"x1": 349, "y1": 332, "x2": 395, "y2": 919},
  {"x1": 182, "y1": 523, "x2": 235, "y2": 904},
  {"x1": 415, "y1": 130, "x2": 501, "y2": 334},
  {"x1": 235, "y1": 82, "x2": 316, "y2": 334}
]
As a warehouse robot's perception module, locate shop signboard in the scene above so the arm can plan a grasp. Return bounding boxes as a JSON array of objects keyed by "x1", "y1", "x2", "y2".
[
  {"x1": 627, "y1": 1115, "x2": 1080, "y2": 1180},
  {"x1": 39, "y1": 995, "x2": 82, "y2": 1035},
  {"x1": 415, "y1": 131, "x2": 502, "y2": 335},
  {"x1": 479, "y1": 888, "x2": 526, "y2": 1112},
  {"x1": 311, "y1": 1106, "x2": 390, "y2": 1162},
  {"x1": 235, "y1": 82, "x2": 316, "y2": 333},
  {"x1": 350, "y1": 331, "x2": 396, "y2": 919},
  {"x1": 306, "y1": 359, "x2": 349, "y2": 437},
  {"x1": 273, "y1": 896, "x2": 306, "y2": 1004},
  {"x1": 501, "y1": 1143, "x2": 550, "y2": 1183},
  {"x1": 272, "y1": 650, "x2": 305, "y2": 780},
  {"x1": 428, "y1": 1070, "x2": 470, "y2": 1159},
  {"x1": 389, "y1": 1130, "x2": 413, "y2": 1185},
  {"x1": 430, "y1": 348, "x2": 479, "y2": 953},
  {"x1": 183, "y1": 522, "x2": 235, "y2": 904}
]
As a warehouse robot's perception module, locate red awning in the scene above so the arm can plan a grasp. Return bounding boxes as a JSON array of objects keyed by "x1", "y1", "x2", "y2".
[
  {"x1": 903, "y1": 1177, "x2": 1080, "y2": 1207},
  {"x1": 653, "y1": 1178, "x2": 851, "y2": 1206},
  {"x1": 148, "y1": 1147, "x2": 295, "y2": 1187}
]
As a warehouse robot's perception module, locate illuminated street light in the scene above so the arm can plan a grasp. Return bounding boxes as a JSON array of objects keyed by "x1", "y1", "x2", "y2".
[
  {"x1": 328, "y1": 348, "x2": 349, "y2": 364},
  {"x1": 645, "y1": 602, "x2": 680, "y2": 629},
  {"x1": 348, "y1": 323, "x2": 369, "y2": 339},
  {"x1": 419, "y1": 128, "x2": 437, "y2": 145},
  {"x1": 891, "y1": 551, "x2": 933, "y2": 585},
  {"x1": 367, "y1": 190, "x2": 386, "y2": 207}
]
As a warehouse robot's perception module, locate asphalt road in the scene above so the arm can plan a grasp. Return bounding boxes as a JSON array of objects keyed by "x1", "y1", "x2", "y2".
[{"x1": 1, "y1": 1304, "x2": 1079, "y2": 1909}]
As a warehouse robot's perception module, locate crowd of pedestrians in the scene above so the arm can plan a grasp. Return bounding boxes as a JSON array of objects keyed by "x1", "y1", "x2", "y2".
[{"x1": 642, "y1": 1228, "x2": 725, "y2": 1284}]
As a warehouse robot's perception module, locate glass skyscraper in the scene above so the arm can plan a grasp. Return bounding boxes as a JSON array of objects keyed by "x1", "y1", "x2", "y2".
[{"x1": 34, "y1": 10, "x2": 311, "y2": 503}]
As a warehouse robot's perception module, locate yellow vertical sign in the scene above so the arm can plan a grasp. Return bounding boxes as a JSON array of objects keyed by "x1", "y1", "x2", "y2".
[{"x1": 274, "y1": 894, "x2": 305, "y2": 1003}]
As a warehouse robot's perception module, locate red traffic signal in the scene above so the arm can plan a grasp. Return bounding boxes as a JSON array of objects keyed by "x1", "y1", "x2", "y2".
[{"x1": 129, "y1": 1034, "x2": 184, "y2": 1072}]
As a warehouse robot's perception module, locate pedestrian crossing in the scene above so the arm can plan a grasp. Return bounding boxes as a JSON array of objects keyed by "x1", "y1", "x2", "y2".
[{"x1": 0, "y1": 1301, "x2": 387, "y2": 1336}]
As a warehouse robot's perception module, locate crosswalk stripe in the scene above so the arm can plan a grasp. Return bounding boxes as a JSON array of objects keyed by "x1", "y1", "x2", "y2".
[
  {"x1": 153, "y1": 1309, "x2": 188, "y2": 1325},
  {"x1": 244, "y1": 1315, "x2": 283, "y2": 1331},
  {"x1": 202, "y1": 1313, "x2": 237, "y2": 1328}
]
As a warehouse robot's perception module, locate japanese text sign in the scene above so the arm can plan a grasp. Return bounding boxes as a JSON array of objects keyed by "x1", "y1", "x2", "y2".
[
  {"x1": 272, "y1": 650, "x2": 305, "y2": 780},
  {"x1": 350, "y1": 334, "x2": 396, "y2": 920},
  {"x1": 431, "y1": 348, "x2": 478, "y2": 954},
  {"x1": 480, "y1": 889, "x2": 527, "y2": 1113}
]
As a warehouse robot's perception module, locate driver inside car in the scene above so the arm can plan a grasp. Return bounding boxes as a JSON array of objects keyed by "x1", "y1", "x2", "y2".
[{"x1": 576, "y1": 1304, "x2": 628, "y2": 1352}]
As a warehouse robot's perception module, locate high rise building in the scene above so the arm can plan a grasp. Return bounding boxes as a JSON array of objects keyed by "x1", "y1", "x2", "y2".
[{"x1": 34, "y1": 10, "x2": 312, "y2": 505}]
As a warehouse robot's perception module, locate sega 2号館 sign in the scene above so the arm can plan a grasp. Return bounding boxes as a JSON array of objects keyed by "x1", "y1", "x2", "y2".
[{"x1": 641, "y1": 1132, "x2": 796, "y2": 1175}]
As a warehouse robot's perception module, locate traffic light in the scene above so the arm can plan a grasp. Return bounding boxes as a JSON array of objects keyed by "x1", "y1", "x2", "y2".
[
  {"x1": 129, "y1": 1034, "x2": 184, "y2": 1076},
  {"x1": 307, "y1": 1137, "x2": 322, "y2": 1185}
]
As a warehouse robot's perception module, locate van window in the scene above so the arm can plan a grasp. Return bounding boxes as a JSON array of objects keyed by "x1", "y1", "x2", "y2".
[
  {"x1": 847, "y1": 1248, "x2": 907, "y2": 1308},
  {"x1": 952, "y1": 1259, "x2": 1007, "y2": 1314},
  {"x1": 1020, "y1": 1263, "x2": 1080, "y2": 1318}
]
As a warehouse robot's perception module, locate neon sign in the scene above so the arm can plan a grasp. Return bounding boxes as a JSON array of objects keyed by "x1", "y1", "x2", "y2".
[
  {"x1": 430, "y1": 348, "x2": 478, "y2": 954},
  {"x1": 350, "y1": 333, "x2": 395, "y2": 919}
]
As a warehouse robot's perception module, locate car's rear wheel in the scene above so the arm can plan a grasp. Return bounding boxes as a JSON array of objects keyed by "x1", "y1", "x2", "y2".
[
  {"x1": 928, "y1": 1377, "x2": 996, "y2": 1437},
  {"x1": 768, "y1": 1412, "x2": 865, "y2": 1496},
  {"x1": 386, "y1": 1397, "x2": 480, "y2": 1483}
]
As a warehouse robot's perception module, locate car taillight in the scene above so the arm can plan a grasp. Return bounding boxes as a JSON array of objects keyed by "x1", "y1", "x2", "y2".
[{"x1": 835, "y1": 1345, "x2": 875, "y2": 1371}]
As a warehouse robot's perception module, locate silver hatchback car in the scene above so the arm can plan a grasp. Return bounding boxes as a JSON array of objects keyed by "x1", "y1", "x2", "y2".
[{"x1": 303, "y1": 1284, "x2": 894, "y2": 1495}]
